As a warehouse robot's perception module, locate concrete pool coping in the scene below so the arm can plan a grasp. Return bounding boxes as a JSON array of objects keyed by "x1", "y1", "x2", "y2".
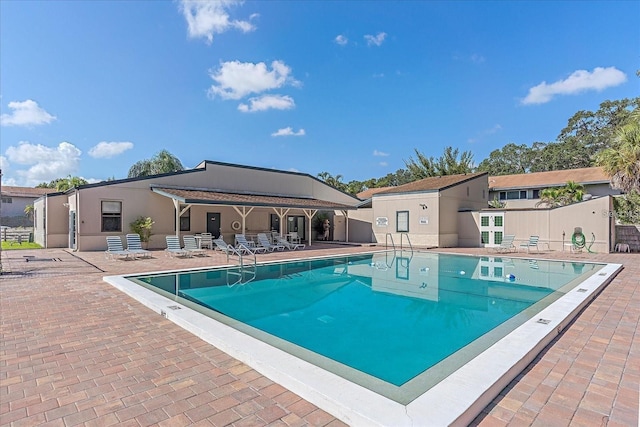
[{"x1": 103, "y1": 255, "x2": 623, "y2": 426}]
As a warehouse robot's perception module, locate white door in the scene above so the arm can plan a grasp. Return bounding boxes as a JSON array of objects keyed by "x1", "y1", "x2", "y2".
[{"x1": 480, "y1": 212, "x2": 505, "y2": 247}]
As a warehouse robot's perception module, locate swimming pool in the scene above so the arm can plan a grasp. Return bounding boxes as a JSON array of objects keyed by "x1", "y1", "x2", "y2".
[{"x1": 105, "y1": 251, "x2": 621, "y2": 426}]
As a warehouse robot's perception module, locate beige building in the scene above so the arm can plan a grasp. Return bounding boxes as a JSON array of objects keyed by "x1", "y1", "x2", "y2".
[
  {"x1": 488, "y1": 167, "x2": 620, "y2": 209},
  {"x1": 344, "y1": 173, "x2": 490, "y2": 248},
  {"x1": 33, "y1": 161, "x2": 361, "y2": 251},
  {"x1": 32, "y1": 162, "x2": 618, "y2": 253}
]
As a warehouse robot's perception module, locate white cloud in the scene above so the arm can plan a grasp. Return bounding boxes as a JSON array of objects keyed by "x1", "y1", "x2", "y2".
[
  {"x1": 271, "y1": 127, "x2": 305, "y2": 137},
  {"x1": 238, "y1": 95, "x2": 295, "y2": 113},
  {"x1": 179, "y1": 0, "x2": 256, "y2": 44},
  {"x1": 4, "y1": 141, "x2": 81, "y2": 185},
  {"x1": 208, "y1": 60, "x2": 299, "y2": 100},
  {"x1": 522, "y1": 67, "x2": 627, "y2": 105},
  {"x1": 1, "y1": 100, "x2": 56, "y2": 127},
  {"x1": 88, "y1": 141, "x2": 134, "y2": 159},
  {"x1": 470, "y1": 53, "x2": 485, "y2": 63},
  {"x1": 373, "y1": 149, "x2": 389, "y2": 157},
  {"x1": 335, "y1": 35, "x2": 348, "y2": 45},
  {"x1": 468, "y1": 124, "x2": 502, "y2": 144},
  {"x1": 364, "y1": 32, "x2": 387, "y2": 47},
  {"x1": 379, "y1": 161, "x2": 388, "y2": 167}
]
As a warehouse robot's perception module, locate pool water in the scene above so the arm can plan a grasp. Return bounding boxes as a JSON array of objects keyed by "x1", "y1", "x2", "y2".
[{"x1": 131, "y1": 251, "x2": 602, "y2": 403}]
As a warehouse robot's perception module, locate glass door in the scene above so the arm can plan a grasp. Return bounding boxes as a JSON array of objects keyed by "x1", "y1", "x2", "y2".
[{"x1": 480, "y1": 212, "x2": 504, "y2": 247}]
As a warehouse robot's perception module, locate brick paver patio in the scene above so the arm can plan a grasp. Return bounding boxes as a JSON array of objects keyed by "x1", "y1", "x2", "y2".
[{"x1": 0, "y1": 244, "x2": 637, "y2": 426}]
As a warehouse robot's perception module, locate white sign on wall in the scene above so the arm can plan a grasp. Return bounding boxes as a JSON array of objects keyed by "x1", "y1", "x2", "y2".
[
  {"x1": 419, "y1": 216, "x2": 429, "y2": 225},
  {"x1": 376, "y1": 217, "x2": 388, "y2": 227}
]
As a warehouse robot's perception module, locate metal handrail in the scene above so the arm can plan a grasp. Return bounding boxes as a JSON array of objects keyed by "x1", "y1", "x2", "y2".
[
  {"x1": 400, "y1": 233, "x2": 414, "y2": 253},
  {"x1": 227, "y1": 243, "x2": 257, "y2": 287},
  {"x1": 385, "y1": 233, "x2": 396, "y2": 251}
]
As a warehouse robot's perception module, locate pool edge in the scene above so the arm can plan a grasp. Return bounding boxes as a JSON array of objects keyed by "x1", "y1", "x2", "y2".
[{"x1": 103, "y1": 260, "x2": 623, "y2": 427}]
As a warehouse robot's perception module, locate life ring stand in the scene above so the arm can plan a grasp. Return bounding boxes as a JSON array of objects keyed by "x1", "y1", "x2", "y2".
[{"x1": 231, "y1": 220, "x2": 241, "y2": 231}]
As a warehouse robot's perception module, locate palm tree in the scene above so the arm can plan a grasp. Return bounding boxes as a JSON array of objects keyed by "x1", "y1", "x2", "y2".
[
  {"x1": 561, "y1": 180, "x2": 585, "y2": 204},
  {"x1": 535, "y1": 188, "x2": 563, "y2": 208},
  {"x1": 597, "y1": 109, "x2": 640, "y2": 193}
]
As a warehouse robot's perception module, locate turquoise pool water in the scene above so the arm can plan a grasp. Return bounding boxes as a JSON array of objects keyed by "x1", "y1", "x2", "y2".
[{"x1": 131, "y1": 251, "x2": 602, "y2": 402}]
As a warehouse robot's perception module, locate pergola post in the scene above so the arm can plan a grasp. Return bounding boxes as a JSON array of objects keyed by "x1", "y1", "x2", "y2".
[
  {"x1": 174, "y1": 199, "x2": 192, "y2": 237},
  {"x1": 302, "y1": 209, "x2": 318, "y2": 246},
  {"x1": 341, "y1": 209, "x2": 349, "y2": 243},
  {"x1": 232, "y1": 206, "x2": 254, "y2": 234}
]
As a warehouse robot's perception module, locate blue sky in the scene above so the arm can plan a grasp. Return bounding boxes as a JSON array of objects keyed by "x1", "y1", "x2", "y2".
[{"x1": 1, "y1": 1, "x2": 638, "y2": 187}]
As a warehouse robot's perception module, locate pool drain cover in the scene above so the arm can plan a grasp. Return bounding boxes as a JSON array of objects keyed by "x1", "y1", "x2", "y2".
[{"x1": 536, "y1": 318, "x2": 551, "y2": 325}]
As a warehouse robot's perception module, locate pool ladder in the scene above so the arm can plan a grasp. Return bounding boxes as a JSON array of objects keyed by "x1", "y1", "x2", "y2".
[
  {"x1": 385, "y1": 232, "x2": 414, "y2": 252},
  {"x1": 226, "y1": 243, "x2": 257, "y2": 287},
  {"x1": 383, "y1": 233, "x2": 414, "y2": 268}
]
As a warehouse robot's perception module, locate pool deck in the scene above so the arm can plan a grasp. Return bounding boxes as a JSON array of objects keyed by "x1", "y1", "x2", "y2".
[{"x1": 0, "y1": 244, "x2": 637, "y2": 427}]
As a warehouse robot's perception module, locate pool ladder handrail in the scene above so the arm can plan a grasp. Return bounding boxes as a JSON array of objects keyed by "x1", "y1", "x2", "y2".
[
  {"x1": 226, "y1": 243, "x2": 257, "y2": 287},
  {"x1": 385, "y1": 232, "x2": 414, "y2": 252}
]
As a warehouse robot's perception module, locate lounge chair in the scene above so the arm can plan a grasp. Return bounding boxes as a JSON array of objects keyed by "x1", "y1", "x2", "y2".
[
  {"x1": 125, "y1": 233, "x2": 152, "y2": 259},
  {"x1": 277, "y1": 237, "x2": 305, "y2": 250},
  {"x1": 105, "y1": 236, "x2": 131, "y2": 260},
  {"x1": 165, "y1": 235, "x2": 190, "y2": 258},
  {"x1": 235, "y1": 234, "x2": 268, "y2": 253},
  {"x1": 491, "y1": 234, "x2": 516, "y2": 253},
  {"x1": 519, "y1": 235, "x2": 540, "y2": 253},
  {"x1": 199, "y1": 233, "x2": 213, "y2": 249},
  {"x1": 213, "y1": 238, "x2": 244, "y2": 256},
  {"x1": 183, "y1": 235, "x2": 207, "y2": 256},
  {"x1": 257, "y1": 233, "x2": 284, "y2": 251}
]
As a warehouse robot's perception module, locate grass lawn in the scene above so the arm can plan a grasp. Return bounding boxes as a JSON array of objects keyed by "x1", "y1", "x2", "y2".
[{"x1": 1, "y1": 241, "x2": 42, "y2": 250}]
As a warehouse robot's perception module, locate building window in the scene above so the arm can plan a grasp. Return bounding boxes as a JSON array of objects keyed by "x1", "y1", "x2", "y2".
[
  {"x1": 481, "y1": 231, "x2": 489, "y2": 244},
  {"x1": 180, "y1": 210, "x2": 190, "y2": 231},
  {"x1": 495, "y1": 231, "x2": 503, "y2": 244},
  {"x1": 500, "y1": 190, "x2": 529, "y2": 200},
  {"x1": 494, "y1": 216, "x2": 503, "y2": 227},
  {"x1": 396, "y1": 211, "x2": 409, "y2": 232},
  {"x1": 532, "y1": 189, "x2": 540, "y2": 199},
  {"x1": 1, "y1": 197, "x2": 12, "y2": 204},
  {"x1": 481, "y1": 216, "x2": 489, "y2": 227},
  {"x1": 101, "y1": 201, "x2": 122, "y2": 232}
]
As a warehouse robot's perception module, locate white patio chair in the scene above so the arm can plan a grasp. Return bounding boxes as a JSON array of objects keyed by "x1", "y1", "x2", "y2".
[
  {"x1": 183, "y1": 235, "x2": 207, "y2": 256},
  {"x1": 165, "y1": 235, "x2": 190, "y2": 257},
  {"x1": 277, "y1": 237, "x2": 305, "y2": 250},
  {"x1": 235, "y1": 234, "x2": 268, "y2": 253},
  {"x1": 257, "y1": 233, "x2": 285, "y2": 251},
  {"x1": 125, "y1": 233, "x2": 152, "y2": 259},
  {"x1": 105, "y1": 236, "x2": 131, "y2": 260}
]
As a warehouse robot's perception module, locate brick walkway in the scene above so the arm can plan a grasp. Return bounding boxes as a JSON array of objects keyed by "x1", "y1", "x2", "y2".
[{"x1": 0, "y1": 245, "x2": 638, "y2": 426}]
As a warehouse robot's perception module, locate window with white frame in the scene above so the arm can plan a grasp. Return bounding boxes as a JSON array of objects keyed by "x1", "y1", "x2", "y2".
[
  {"x1": 396, "y1": 211, "x2": 409, "y2": 232},
  {"x1": 101, "y1": 201, "x2": 122, "y2": 232}
]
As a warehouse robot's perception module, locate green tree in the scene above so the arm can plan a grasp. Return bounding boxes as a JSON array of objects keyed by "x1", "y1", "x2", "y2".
[
  {"x1": 127, "y1": 149, "x2": 185, "y2": 178},
  {"x1": 535, "y1": 181, "x2": 585, "y2": 208},
  {"x1": 24, "y1": 204, "x2": 34, "y2": 222},
  {"x1": 613, "y1": 191, "x2": 640, "y2": 224},
  {"x1": 596, "y1": 109, "x2": 640, "y2": 193},
  {"x1": 317, "y1": 172, "x2": 348, "y2": 192},
  {"x1": 535, "y1": 188, "x2": 564, "y2": 208},
  {"x1": 561, "y1": 180, "x2": 585, "y2": 204},
  {"x1": 37, "y1": 176, "x2": 88, "y2": 191},
  {"x1": 405, "y1": 146, "x2": 474, "y2": 179},
  {"x1": 129, "y1": 216, "x2": 154, "y2": 243},
  {"x1": 476, "y1": 143, "x2": 533, "y2": 175},
  {"x1": 558, "y1": 97, "x2": 640, "y2": 161}
]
